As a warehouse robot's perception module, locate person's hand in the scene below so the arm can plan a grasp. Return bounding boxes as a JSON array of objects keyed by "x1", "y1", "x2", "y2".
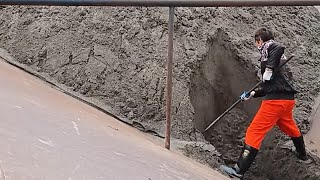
[
  {"x1": 240, "y1": 91, "x2": 255, "y2": 101},
  {"x1": 263, "y1": 68, "x2": 273, "y2": 82}
]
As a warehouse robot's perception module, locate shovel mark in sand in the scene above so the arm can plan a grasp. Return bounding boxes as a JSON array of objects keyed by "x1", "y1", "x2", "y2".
[
  {"x1": 15, "y1": 106, "x2": 22, "y2": 109},
  {"x1": 113, "y1": 152, "x2": 126, "y2": 157},
  {"x1": 72, "y1": 121, "x2": 80, "y2": 135},
  {"x1": 38, "y1": 138, "x2": 54, "y2": 147},
  {"x1": 24, "y1": 98, "x2": 41, "y2": 106}
]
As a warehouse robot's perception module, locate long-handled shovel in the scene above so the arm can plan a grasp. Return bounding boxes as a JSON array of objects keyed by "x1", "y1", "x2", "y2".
[{"x1": 203, "y1": 55, "x2": 295, "y2": 132}]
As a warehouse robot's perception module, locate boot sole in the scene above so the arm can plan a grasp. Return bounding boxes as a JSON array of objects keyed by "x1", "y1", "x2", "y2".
[{"x1": 220, "y1": 165, "x2": 243, "y2": 180}]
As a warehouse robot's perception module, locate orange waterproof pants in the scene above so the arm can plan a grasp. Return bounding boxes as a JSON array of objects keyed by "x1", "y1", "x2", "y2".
[{"x1": 245, "y1": 100, "x2": 301, "y2": 150}]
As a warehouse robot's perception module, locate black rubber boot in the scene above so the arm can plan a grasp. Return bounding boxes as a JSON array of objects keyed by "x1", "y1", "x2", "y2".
[
  {"x1": 220, "y1": 145, "x2": 258, "y2": 179},
  {"x1": 291, "y1": 136, "x2": 307, "y2": 161}
]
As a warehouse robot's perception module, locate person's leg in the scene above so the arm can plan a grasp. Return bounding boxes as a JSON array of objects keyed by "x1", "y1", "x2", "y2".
[
  {"x1": 291, "y1": 136, "x2": 307, "y2": 160},
  {"x1": 221, "y1": 144, "x2": 258, "y2": 179},
  {"x1": 221, "y1": 100, "x2": 283, "y2": 178},
  {"x1": 277, "y1": 100, "x2": 307, "y2": 160}
]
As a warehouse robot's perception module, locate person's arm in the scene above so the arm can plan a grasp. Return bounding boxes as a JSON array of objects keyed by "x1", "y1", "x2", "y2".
[
  {"x1": 263, "y1": 44, "x2": 285, "y2": 82},
  {"x1": 252, "y1": 87, "x2": 265, "y2": 98},
  {"x1": 266, "y1": 44, "x2": 285, "y2": 70}
]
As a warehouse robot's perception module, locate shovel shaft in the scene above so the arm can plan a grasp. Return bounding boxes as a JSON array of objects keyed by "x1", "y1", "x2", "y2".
[{"x1": 204, "y1": 99, "x2": 242, "y2": 131}]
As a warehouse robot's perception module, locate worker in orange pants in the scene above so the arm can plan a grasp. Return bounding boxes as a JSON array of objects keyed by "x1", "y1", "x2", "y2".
[{"x1": 221, "y1": 28, "x2": 307, "y2": 179}]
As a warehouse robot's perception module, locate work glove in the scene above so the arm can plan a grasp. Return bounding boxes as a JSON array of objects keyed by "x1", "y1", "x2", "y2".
[
  {"x1": 263, "y1": 68, "x2": 273, "y2": 82},
  {"x1": 240, "y1": 91, "x2": 255, "y2": 101}
]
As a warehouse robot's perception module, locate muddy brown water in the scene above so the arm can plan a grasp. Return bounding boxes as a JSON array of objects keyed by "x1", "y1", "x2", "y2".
[
  {"x1": 306, "y1": 94, "x2": 320, "y2": 158},
  {"x1": 0, "y1": 59, "x2": 229, "y2": 180}
]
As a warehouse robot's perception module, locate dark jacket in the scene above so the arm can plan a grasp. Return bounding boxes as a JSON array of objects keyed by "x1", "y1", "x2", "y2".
[{"x1": 254, "y1": 42, "x2": 297, "y2": 100}]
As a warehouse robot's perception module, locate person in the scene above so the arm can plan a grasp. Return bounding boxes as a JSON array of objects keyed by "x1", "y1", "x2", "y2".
[{"x1": 220, "y1": 28, "x2": 307, "y2": 179}]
